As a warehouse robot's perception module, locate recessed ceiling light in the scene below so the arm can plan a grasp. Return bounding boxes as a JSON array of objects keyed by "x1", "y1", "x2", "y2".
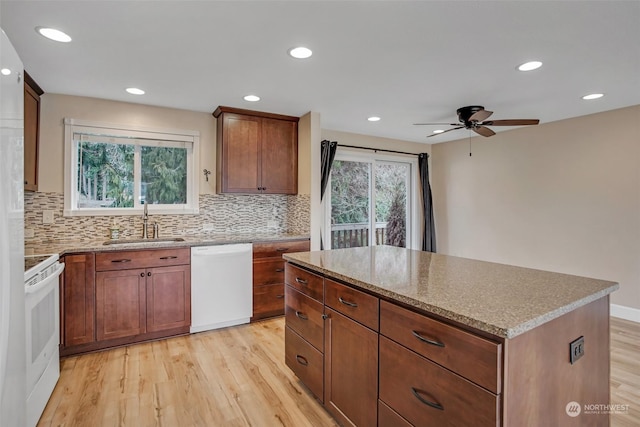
[
  {"x1": 288, "y1": 47, "x2": 312, "y2": 59},
  {"x1": 0, "y1": 68, "x2": 11, "y2": 76},
  {"x1": 433, "y1": 129, "x2": 445, "y2": 134},
  {"x1": 125, "y1": 87, "x2": 145, "y2": 95},
  {"x1": 35, "y1": 27, "x2": 71, "y2": 43},
  {"x1": 517, "y1": 61, "x2": 542, "y2": 71},
  {"x1": 367, "y1": 116, "x2": 381, "y2": 122},
  {"x1": 243, "y1": 95, "x2": 260, "y2": 102},
  {"x1": 582, "y1": 93, "x2": 604, "y2": 100}
]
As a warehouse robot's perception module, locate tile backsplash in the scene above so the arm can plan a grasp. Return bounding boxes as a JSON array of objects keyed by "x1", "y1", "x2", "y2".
[{"x1": 24, "y1": 192, "x2": 310, "y2": 244}]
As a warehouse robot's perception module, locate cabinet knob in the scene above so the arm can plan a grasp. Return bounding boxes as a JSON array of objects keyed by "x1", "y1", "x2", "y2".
[
  {"x1": 24, "y1": 180, "x2": 28, "y2": 185},
  {"x1": 140, "y1": 272, "x2": 145, "y2": 277},
  {"x1": 147, "y1": 272, "x2": 152, "y2": 277}
]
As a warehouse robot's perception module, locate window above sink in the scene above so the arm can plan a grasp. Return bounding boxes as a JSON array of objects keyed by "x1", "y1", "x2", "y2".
[{"x1": 63, "y1": 118, "x2": 200, "y2": 216}]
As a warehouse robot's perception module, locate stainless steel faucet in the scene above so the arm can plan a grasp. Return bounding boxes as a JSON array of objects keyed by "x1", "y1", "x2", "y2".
[{"x1": 142, "y1": 202, "x2": 149, "y2": 239}]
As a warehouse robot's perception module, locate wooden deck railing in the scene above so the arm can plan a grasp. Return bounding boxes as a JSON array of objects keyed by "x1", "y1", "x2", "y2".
[{"x1": 331, "y1": 222, "x2": 387, "y2": 249}]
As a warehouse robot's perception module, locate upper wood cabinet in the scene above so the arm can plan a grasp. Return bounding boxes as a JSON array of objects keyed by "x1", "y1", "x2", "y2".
[
  {"x1": 24, "y1": 71, "x2": 43, "y2": 192},
  {"x1": 213, "y1": 106, "x2": 298, "y2": 194}
]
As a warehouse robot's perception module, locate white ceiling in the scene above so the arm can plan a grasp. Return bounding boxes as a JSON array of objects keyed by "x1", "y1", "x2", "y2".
[{"x1": 1, "y1": 1, "x2": 639, "y2": 144}]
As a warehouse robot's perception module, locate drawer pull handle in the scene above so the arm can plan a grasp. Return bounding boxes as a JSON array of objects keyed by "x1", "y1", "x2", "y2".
[
  {"x1": 295, "y1": 355, "x2": 308, "y2": 366},
  {"x1": 159, "y1": 256, "x2": 178, "y2": 260},
  {"x1": 111, "y1": 259, "x2": 132, "y2": 263},
  {"x1": 338, "y1": 297, "x2": 358, "y2": 308},
  {"x1": 295, "y1": 311, "x2": 308, "y2": 320},
  {"x1": 275, "y1": 268, "x2": 285, "y2": 273},
  {"x1": 276, "y1": 248, "x2": 289, "y2": 252},
  {"x1": 275, "y1": 294, "x2": 285, "y2": 299},
  {"x1": 295, "y1": 277, "x2": 308, "y2": 285},
  {"x1": 412, "y1": 330, "x2": 445, "y2": 348},
  {"x1": 411, "y1": 387, "x2": 444, "y2": 411}
]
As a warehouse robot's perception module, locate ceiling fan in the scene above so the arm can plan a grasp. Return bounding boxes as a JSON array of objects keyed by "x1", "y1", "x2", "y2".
[{"x1": 415, "y1": 106, "x2": 539, "y2": 138}]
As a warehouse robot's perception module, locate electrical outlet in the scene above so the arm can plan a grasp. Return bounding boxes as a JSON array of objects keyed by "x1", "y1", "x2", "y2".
[
  {"x1": 569, "y1": 336, "x2": 584, "y2": 364},
  {"x1": 24, "y1": 228, "x2": 34, "y2": 239},
  {"x1": 42, "y1": 210, "x2": 54, "y2": 224}
]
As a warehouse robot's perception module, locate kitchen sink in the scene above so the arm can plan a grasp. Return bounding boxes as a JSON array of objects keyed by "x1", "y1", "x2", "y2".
[{"x1": 103, "y1": 237, "x2": 185, "y2": 245}]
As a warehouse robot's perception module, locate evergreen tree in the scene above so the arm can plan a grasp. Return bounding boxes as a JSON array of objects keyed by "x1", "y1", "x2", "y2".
[{"x1": 385, "y1": 189, "x2": 406, "y2": 247}]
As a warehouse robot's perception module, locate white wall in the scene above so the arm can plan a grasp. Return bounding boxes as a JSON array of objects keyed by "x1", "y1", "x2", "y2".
[{"x1": 432, "y1": 105, "x2": 640, "y2": 311}]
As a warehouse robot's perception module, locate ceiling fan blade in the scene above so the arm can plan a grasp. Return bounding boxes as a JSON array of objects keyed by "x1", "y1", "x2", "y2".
[
  {"x1": 469, "y1": 109, "x2": 493, "y2": 122},
  {"x1": 414, "y1": 122, "x2": 459, "y2": 126},
  {"x1": 482, "y1": 119, "x2": 539, "y2": 126},
  {"x1": 473, "y1": 126, "x2": 495, "y2": 137},
  {"x1": 426, "y1": 126, "x2": 464, "y2": 138}
]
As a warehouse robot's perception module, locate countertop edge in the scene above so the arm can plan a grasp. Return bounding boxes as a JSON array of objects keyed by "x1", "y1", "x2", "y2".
[
  {"x1": 29, "y1": 234, "x2": 310, "y2": 256},
  {"x1": 283, "y1": 256, "x2": 620, "y2": 339}
]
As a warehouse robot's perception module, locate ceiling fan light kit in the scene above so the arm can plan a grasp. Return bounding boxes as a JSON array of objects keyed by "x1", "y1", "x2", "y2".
[{"x1": 415, "y1": 105, "x2": 540, "y2": 139}]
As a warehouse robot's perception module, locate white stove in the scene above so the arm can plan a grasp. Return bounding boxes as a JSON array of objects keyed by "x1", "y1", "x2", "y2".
[{"x1": 24, "y1": 253, "x2": 64, "y2": 427}]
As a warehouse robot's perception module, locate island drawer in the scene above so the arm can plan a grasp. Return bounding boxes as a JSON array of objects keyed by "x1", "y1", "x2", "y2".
[
  {"x1": 380, "y1": 301, "x2": 501, "y2": 394},
  {"x1": 325, "y1": 279, "x2": 379, "y2": 331},
  {"x1": 253, "y1": 259, "x2": 285, "y2": 286},
  {"x1": 285, "y1": 263, "x2": 323, "y2": 302},
  {"x1": 379, "y1": 336, "x2": 499, "y2": 427},
  {"x1": 95, "y1": 248, "x2": 190, "y2": 271},
  {"x1": 253, "y1": 240, "x2": 310, "y2": 259},
  {"x1": 378, "y1": 401, "x2": 412, "y2": 427},
  {"x1": 252, "y1": 283, "x2": 285, "y2": 319},
  {"x1": 285, "y1": 326, "x2": 323, "y2": 402},
  {"x1": 285, "y1": 286, "x2": 324, "y2": 351}
]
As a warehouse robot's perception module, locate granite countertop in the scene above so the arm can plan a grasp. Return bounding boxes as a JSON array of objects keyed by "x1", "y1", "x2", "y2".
[
  {"x1": 283, "y1": 246, "x2": 619, "y2": 339},
  {"x1": 26, "y1": 232, "x2": 310, "y2": 256}
]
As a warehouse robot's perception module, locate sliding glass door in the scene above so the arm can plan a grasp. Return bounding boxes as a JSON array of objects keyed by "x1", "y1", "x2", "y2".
[{"x1": 326, "y1": 151, "x2": 414, "y2": 249}]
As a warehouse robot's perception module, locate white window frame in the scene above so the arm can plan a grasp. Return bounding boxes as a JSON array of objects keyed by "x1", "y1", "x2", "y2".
[
  {"x1": 322, "y1": 148, "x2": 420, "y2": 250},
  {"x1": 63, "y1": 118, "x2": 200, "y2": 216}
]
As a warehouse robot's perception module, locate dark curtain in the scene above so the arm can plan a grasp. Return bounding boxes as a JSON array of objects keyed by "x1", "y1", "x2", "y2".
[
  {"x1": 419, "y1": 153, "x2": 436, "y2": 252},
  {"x1": 320, "y1": 140, "x2": 338, "y2": 249},
  {"x1": 321, "y1": 140, "x2": 338, "y2": 200}
]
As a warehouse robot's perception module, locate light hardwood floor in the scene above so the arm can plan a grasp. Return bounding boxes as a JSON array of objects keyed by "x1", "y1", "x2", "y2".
[{"x1": 39, "y1": 317, "x2": 639, "y2": 426}]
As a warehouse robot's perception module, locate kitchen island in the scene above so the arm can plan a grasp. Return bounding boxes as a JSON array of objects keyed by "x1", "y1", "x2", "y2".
[{"x1": 283, "y1": 246, "x2": 618, "y2": 427}]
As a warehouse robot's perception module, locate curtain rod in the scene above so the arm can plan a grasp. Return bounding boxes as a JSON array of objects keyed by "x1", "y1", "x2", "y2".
[{"x1": 337, "y1": 143, "x2": 423, "y2": 157}]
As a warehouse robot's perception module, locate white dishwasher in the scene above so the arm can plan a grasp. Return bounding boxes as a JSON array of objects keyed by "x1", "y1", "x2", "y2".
[{"x1": 190, "y1": 244, "x2": 253, "y2": 333}]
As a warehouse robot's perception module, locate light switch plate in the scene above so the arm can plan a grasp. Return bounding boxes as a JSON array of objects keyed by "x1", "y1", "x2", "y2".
[
  {"x1": 267, "y1": 220, "x2": 278, "y2": 228},
  {"x1": 42, "y1": 210, "x2": 54, "y2": 224},
  {"x1": 202, "y1": 223, "x2": 214, "y2": 231}
]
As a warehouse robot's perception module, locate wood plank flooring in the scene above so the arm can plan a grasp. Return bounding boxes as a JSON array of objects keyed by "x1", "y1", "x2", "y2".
[{"x1": 38, "y1": 317, "x2": 639, "y2": 426}]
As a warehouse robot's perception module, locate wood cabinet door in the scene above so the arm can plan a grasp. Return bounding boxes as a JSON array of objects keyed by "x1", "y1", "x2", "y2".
[
  {"x1": 23, "y1": 82, "x2": 39, "y2": 192},
  {"x1": 96, "y1": 269, "x2": 146, "y2": 341},
  {"x1": 260, "y1": 117, "x2": 297, "y2": 194},
  {"x1": 324, "y1": 308, "x2": 378, "y2": 427},
  {"x1": 62, "y1": 253, "x2": 96, "y2": 347},
  {"x1": 146, "y1": 265, "x2": 191, "y2": 333},
  {"x1": 220, "y1": 113, "x2": 261, "y2": 193}
]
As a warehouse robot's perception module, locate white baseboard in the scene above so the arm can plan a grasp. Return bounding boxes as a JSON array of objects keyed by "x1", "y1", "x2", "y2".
[{"x1": 610, "y1": 304, "x2": 640, "y2": 323}]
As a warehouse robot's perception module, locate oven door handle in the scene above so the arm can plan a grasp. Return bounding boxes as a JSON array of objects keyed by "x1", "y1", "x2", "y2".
[{"x1": 25, "y1": 262, "x2": 65, "y2": 295}]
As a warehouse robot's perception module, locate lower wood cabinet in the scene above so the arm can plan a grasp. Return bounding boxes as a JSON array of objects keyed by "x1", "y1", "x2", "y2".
[
  {"x1": 96, "y1": 268, "x2": 146, "y2": 341},
  {"x1": 61, "y1": 248, "x2": 190, "y2": 356},
  {"x1": 284, "y1": 261, "x2": 500, "y2": 427},
  {"x1": 61, "y1": 253, "x2": 96, "y2": 349},
  {"x1": 379, "y1": 336, "x2": 499, "y2": 427},
  {"x1": 324, "y1": 308, "x2": 378, "y2": 427},
  {"x1": 252, "y1": 239, "x2": 309, "y2": 321}
]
